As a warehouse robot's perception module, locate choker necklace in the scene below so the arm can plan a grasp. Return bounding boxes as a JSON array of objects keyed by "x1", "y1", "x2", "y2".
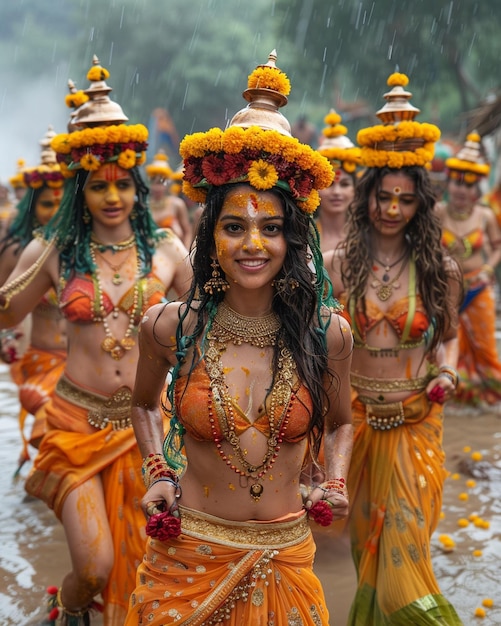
[
  {"x1": 372, "y1": 250, "x2": 407, "y2": 283},
  {"x1": 446, "y1": 205, "x2": 473, "y2": 221},
  {"x1": 91, "y1": 243, "x2": 133, "y2": 286},
  {"x1": 205, "y1": 332, "x2": 295, "y2": 502},
  {"x1": 210, "y1": 301, "x2": 281, "y2": 348},
  {"x1": 90, "y1": 233, "x2": 136, "y2": 253},
  {"x1": 370, "y1": 254, "x2": 409, "y2": 301}
]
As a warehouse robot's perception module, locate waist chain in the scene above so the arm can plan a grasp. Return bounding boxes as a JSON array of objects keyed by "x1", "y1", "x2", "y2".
[
  {"x1": 56, "y1": 374, "x2": 132, "y2": 431},
  {"x1": 350, "y1": 371, "x2": 431, "y2": 393}
]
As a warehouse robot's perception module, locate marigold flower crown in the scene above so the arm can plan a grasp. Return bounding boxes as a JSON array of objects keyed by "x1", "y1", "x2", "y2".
[
  {"x1": 445, "y1": 132, "x2": 490, "y2": 181},
  {"x1": 51, "y1": 56, "x2": 148, "y2": 177},
  {"x1": 357, "y1": 72, "x2": 441, "y2": 169},
  {"x1": 23, "y1": 126, "x2": 64, "y2": 190},
  {"x1": 180, "y1": 50, "x2": 333, "y2": 214},
  {"x1": 317, "y1": 109, "x2": 361, "y2": 174}
]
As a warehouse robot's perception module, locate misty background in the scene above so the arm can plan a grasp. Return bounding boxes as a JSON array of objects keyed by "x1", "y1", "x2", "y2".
[{"x1": 1, "y1": 0, "x2": 500, "y2": 183}]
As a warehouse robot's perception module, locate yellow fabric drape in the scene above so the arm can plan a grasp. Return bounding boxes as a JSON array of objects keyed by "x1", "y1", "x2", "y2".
[
  {"x1": 25, "y1": 383, "x2": 147, "y2": 625},
  {"x1": 347, "y1": 392, "x2": 463, "y2": 625},
  {"x1": 126, "y1": 506, "x2": 329, "y2": 626}
]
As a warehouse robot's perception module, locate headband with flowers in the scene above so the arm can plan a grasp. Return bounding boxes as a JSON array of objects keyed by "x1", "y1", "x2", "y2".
[
  {"x1": 445, "y1": 132, "x2": 490, "y2": 184},
  {"x1": 22, "y1": 126, "x2": 64, "y2": 190},
  {"x1": 357, "y1": 72, "x2": 441, "y2": 169},
  {"x1": 50, "y1": 56, "x2": 148, "y2": 177},
  {"x1": 180, "y1": 50, "x2": 333, "y2": 214},
  {"x1": 145, "y1": 150, "x2": 174, "y2": 180},
  {"x1": 9, "y1": 158, "x2": 28, "y2": 190},
  {"x1": 317, "y1": 109, "x2": 361, "y2": 175}
]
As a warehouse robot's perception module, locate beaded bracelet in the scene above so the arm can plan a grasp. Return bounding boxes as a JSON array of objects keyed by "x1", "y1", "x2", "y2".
[
  {"x1": 318, "y1": 478, "x2": 347, "y2": 496},
  {"x1": 438, "y1": 365, "x2": 459, "y2": 389},
  {"x1": 142, "y1": 453, "x2": 179, "y2": 489}
]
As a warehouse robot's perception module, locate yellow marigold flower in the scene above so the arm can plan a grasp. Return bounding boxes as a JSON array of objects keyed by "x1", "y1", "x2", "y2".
[
  {"x1": 457, "y1": 518, "x2": 469, "y2": 527},
  {"x1": 471, "y1": 452, "x2": 483, "y2": 461},
  {"x1": 180, "y1": 132, "x2": 209, "y2": 159},
  {"x1": 458, "y1": 492, "x2": 469, "y2": 501},
  {"x1": 387, "y1": 72, "x2": 409, "y2": 87},
  {"x1": 343, "y1": 161, "x2": 357, "y2": 173},
  {"x1": 242, "y1": 126, "x2": 266, "y2": 151},
  {"x1": 463, "y1": 446, "x2": 472, "y2": 453},
  {"x1": 451, "y1": 473, "x2": 460, "y2": 480},
  {"x1": 481, "y1": 520, "x2": 490, "y2": 529},
  {"x1": 482, "y1": 598, "x2": 493, "y2": 608},
  {"x1": 324, "y1": 111, "x2": 342, "y2": 126},
  {"x1": 182, "y1": 180, "x2": 206, "y2": 203},
  {"x1": 136, "y1": 152, "x2": 146, "y2": 166},
  {"x1": 300, "y1": 189, "x2": 320, "y2": 214},
  {"x1": 467, "y1": 132, "x2": 481, "y2": 143},
  {"x1": 323, "y1": 123, "x2": 348, "y2": 138},
  {"x1": 466, "y1": 479, "x2": 476, "y2": 488},
  {"x1": 204, "y1": 127, "x2": 224, "y2": 153},
  {"x1": 51, "y1": 134, "x2": 71, "y2": 154},
  {"x1": 117, "y1": 149, "x2": 137, "y2": 169},
  {"x1": 247, "y1": 66, "x2": 291, "y2": 96},
  {"x1": 248, "y1": 160, "x2": 278, "y2": 190},
  {"x1": 469, "y1": 513, "x2": 479, "y2": 521},
  {"x1": 474, "y1": 607, "x2": 486, "y2": 617},
  {"x1": 59, "y1": 162, "x2": 74, "y2": 178},
  {"x1": 472, "y1": 550, "x2": 483, "y2": 557},
  {"x1": 87, "y1": 65, "x2": 110, "y2": 81},
  {"x1": 80, "y1": 154, "x2": 101, "y2": 171},
  {"x1": 65, "y1": 90, "x2": 89, "y2": 109},
  {"x1": 222, "y1": 127, "x2": 246, "y2": 154}
]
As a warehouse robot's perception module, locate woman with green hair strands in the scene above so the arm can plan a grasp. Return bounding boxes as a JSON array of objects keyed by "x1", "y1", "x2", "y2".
[
  {"x1": 125, "y1": 51, "x2": 353, "y2": 626},
  {"x1": 0, "y1": 57, "x2": 191, "y2": 625}
]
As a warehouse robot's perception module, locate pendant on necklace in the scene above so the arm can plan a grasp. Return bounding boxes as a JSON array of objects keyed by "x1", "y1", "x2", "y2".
[
  {"x1": 382, "y1": 273, "x2": 390, "y2": 283},
  {"x1": 112, "y1": 273, "x2": 122, "y2": 286},
  {"x1": 376, "y1": 282, "x2": 399, "y2": 301},
  {"x1": 250, "y1": 482, "x2": 264, "y2": 502}
]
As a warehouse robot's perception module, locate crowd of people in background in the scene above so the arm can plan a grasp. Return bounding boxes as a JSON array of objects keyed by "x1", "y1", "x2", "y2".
[{"x1": 1, "y1": 47, "x2": 501, "y2": 626}]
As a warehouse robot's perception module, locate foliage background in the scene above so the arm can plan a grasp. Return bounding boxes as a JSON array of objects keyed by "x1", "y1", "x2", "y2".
[{"x1": 0, "y1": 0, "x2": 499, "y2": 177}]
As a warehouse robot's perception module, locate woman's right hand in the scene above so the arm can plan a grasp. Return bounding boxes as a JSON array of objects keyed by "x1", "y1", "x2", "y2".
[{"x1": 142, "y1": 479, "x2": 181, "y2": 519}]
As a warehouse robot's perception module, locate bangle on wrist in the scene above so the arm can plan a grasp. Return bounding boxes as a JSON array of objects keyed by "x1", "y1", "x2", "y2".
[
  {"x1": 481, "y1": 264, "x2": 494, "y2": 277},
  {"x1": 438, "y1": 365, "x2": 459, "y2": 389},
  {"x1": 141, "y1": 453, "x2": 179, "y2": 489}
]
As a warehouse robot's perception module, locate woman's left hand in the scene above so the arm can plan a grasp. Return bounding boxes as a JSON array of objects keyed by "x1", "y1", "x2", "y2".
[
  {"x1": 426, "y1": 376, "x2": 456, "y2": 404},
  {"x1": 305, "y1": 486, "x2": 349, "y2": 521}
]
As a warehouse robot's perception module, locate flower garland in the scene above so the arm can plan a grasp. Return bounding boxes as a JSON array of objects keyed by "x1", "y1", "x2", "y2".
[
  {"x1": 318, "y1": 110, "x2": 361, "y2": 174},
  {"x1": 51, "y1": 124, "x2": 148, "y2": 177},
  {"x1": 23, "y1": 164, "x2": 64, "y2": 189},
  {"x1": 180, "y1": 125, "x2": 332, "y2": 214},
  {"x1": 145, "y1": 151, "x2": 173, "y2": 180},
  {"x1": 9, "y1": 159, "x2": 27, "y2": 189}
]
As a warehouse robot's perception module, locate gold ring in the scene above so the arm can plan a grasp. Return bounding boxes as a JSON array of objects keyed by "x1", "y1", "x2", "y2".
[{"x1": 146, "y1": 503, "x2": 160, "y2": 516}]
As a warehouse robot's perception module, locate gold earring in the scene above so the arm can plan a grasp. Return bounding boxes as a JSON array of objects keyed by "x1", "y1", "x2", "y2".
[
  {"x1": 82, "y1": 205, "x2": 91, "y2": 224},
  {"x1": 204, "y1": 259, "x2": 230, "y2": 294}
]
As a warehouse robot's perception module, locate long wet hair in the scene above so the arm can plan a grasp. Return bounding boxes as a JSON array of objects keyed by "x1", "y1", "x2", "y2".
[
  {"x1": 163, "y1": 183, "x2": 347, "y2": 462},
  {"x1": 42, "y1": 167, "x2": 166, "y2": 284},
  {"x1": 0, "y1": 187, "x2": 41, "y2": 258},
  {"x1": 342, "y1": 166, "x2": 462, "y2": 352}
]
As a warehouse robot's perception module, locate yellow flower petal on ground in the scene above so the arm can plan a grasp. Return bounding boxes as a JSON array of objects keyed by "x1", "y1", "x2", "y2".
[
  {"x1": 458, "y1": 492, "x2": 469, "y2": 501},
  {"x1": 457, "y1": 518, "x2": 470, "y2": 528},
  {"x1": 472, "y1": 550, "x2": 483, "y2": 557},
  {"x1": 466, "y1": 479, "x2": 476, "y2": 488},
  {"x1": 451, "y1": 473, "x2": 460, "y2": 480},
  {"x1": 469, "y1": 513, "x2": 479, "y2": 521},
  {"x1": 482, "y1": 599, "x2": 493, "y2": 608},
  {"x1": 481, "y1": 520, "x2": 490, "y2": 529},
  {"x1": 471, "y1": 452, "x2": 483, "y2": 461},
  {"x1": 463, "y1": 446, "x2": 471, "y2": 452},
  {"x1": 439, "y1": 511, "x2": 445, "y2": 519},
  {"x1": 474, "y1": 607, "x2": 486, "y2": 617}
]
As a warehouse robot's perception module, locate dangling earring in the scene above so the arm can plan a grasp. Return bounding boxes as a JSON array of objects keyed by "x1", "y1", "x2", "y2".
[
  {"x1": 82, "y1": 205, "x2": 91, "y2": 224},
  {"x1": 272, "y1": 276, "x2": 299, "y2": 295},
  {"x1": 204, "y1": 259, "x2": 230, "y2": 294},
  {"x1": 130, "y1": 207, "x2": 137, "y2": 221}
]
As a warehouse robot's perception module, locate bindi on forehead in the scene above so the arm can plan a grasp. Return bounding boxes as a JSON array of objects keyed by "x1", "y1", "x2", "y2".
[
  {"x1": 226, "y1": 192, "x2": 282, "y2": 218},
  {"x1": 53, "y1": 189, "x2": 63, "y2": 198}
]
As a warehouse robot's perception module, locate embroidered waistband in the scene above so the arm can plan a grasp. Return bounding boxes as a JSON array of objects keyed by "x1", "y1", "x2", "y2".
[
  {"x1": 357, "y1": 390, "x2": 431, "y2": 430},
  {"x1": 351, "y1": 371, "x2": 430, "y2": 393},
  {"x1": 56, "y1": 374, "x2": 132, "y2": 431},
  {"x1": 178, "y1": 506, "x2": 310, "y2": 549}
]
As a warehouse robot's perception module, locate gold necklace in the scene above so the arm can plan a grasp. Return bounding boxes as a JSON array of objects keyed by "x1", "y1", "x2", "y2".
[
  {"x1": 205, "y1": 328, "x2": 295, "y2": 502},
  {"x1": 210, "y1": 300, "x2": 281, "y2": 348},
  {"x1": 370, "y1": 255, "x2": 409, "y2": 301},
  {"x1": 446, "y1": 205, "x2": 473, "y2": 221},
  {"x1": 91, "y1": 244, "x2": 133, "y2": 286},
  {"x1": 90, "y1": 233, "x2": 136, "y2": 252},
  {"x1": 89, "y1": 245, "x2": 143, "y2": 360}
]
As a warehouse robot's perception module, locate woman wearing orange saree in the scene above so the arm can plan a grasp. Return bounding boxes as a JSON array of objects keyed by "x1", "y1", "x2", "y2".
[
  {"x1": 0, "y1": 58, "x2": 191, "y2": 625},
  {"x1": 325, "y1": 72, "x2": 463, "y2": 624},
  {"x1": 125, "y1": 51, "x2": 353, "y2": 626},
  {"x1": 436, "y1": 133, "x2": 501, "y2": 406}
]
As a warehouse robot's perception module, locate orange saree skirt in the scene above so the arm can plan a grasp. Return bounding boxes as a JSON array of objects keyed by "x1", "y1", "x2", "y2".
[
  {"x1": 125, "y1": 506, "x2": 329, "y2": 626},
  {"x1": 347, "y1": 391, "x2": 462, "y2": 625},
  {"x1": 25, "y1": 373, "x2": 147, "y2": 626}
]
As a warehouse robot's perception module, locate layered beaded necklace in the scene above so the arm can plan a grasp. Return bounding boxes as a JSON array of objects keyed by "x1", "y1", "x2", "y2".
[
  {"x1": 89, "y1": 242, "x2": 142, "y2": 360},
  {"x1": 370, "y1": 252, "x2": 409, "y2": 301},
  {"x1": 205, "y1": 302, "x2": 295, "y2": 502}
]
